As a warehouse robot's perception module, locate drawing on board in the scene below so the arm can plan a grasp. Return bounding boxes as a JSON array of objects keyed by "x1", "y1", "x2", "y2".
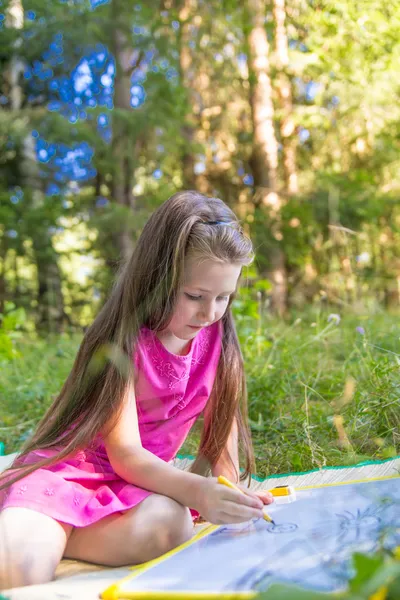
[
  {"x1": 265, "y1": 522, "x2": 298, "y2": 534},
  {"x1": 112, "y1": 477, "x2": 400, "y2": 596}
]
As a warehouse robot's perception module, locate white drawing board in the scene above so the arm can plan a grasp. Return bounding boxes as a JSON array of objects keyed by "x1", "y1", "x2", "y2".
[{"x1": 104, "y1": 477, "x2": 400, "y2": 598}]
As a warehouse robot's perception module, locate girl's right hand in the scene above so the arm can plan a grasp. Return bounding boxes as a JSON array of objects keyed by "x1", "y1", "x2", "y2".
[{"x1": 193, "y1": 477, "x2": 265, "y2": 524}]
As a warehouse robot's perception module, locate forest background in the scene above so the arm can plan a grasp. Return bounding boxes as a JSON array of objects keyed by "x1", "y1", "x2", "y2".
[{"x1": 0, "y1": 0, "x2": 399, "y2": 473}]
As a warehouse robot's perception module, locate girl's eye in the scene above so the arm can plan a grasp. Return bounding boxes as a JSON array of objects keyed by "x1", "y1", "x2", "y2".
[{"x1": 185, "y1": 293, "x2": 229, "y2": 302}]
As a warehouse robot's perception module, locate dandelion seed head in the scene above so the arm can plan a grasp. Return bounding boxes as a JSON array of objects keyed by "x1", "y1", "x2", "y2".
[{"x1": 327, "y1": 313, "x2": 341, "y2": 325}]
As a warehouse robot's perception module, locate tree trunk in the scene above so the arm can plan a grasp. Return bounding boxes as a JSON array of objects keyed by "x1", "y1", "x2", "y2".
[
  {"x1": 177, "y1": 0, "x2": 210, "y2": 193},
  {"x1": 178, "y1": 0, "x2": 197, "y2": 188},
  {"x1": 111, "y1": 4, "x2": 139, "y2": 262},
  {"x1": 273, "y1": 0, "x2": 298, "y2": 195},
  {"x1": 0, "y1": 239, "x2": 7, "y2": 320},
  {"x1": 6, "y1": 0, "x2": 66, "y2": 331},
  {"x1": 246, "y1": 0, "x2": 287, "y2": 315},
  {"x1": 22, "y1": 140, "x2": 67, "y2": 331},
  {"x1": 32, "y1": 235, "x2": 67, "y2": 332}
]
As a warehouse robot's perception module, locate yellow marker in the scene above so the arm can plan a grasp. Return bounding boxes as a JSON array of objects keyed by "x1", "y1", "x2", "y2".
[
  {"x1": 217, "y1": 475, "x2": 276, "y2": 525},
  {"x1": 101, "y1": 583, "x2": 119, "y2": 600}
]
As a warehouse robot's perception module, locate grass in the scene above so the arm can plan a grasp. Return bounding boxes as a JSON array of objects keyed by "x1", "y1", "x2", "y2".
[
  {"x1": 239, "y1": 310, "x2": 400, "y2": 477},
  {"x1": 0, "y1": 309, "x2": 399, "y2": 478}
]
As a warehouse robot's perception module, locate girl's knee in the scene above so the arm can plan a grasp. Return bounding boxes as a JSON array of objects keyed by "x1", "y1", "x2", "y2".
[
  {"x1": 159, "y1": 500, "x2": 193, "y2": 548},
  {"x1": 138, "y1": 496, "x2": 194, "y2": 559},
  {"x1": 0, "y1": 549, "x2": 57, "y2": 589},
  {"x1": 0, "y1": 508, "x2": 71, "y2": 589}
]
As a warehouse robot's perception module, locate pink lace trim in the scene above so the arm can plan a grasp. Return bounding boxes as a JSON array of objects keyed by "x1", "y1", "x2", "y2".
[{"x1": 141, "y1": 326, "x2": 213, "y2": 407}]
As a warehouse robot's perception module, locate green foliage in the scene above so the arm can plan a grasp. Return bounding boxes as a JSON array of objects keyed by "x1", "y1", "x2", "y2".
[
  {"x1": 0, "y1": 333, "x2": 78, "y2": 451},
  {"x1": 0, "y1": 301, "x2": 27, "y2": 360},
  {"x1": 1, "y1": 0, "x2": 400, "y2": 323},
  {"x1": 229, "y1": 289, "x2": 400, "y2": 475}
]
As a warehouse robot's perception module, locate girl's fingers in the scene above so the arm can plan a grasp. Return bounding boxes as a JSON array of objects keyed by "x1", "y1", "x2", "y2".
[
  {"x1": 254, "y1": 490, "x2": 274, "y2": 505},
  {"x1": 219, "y1": 509, "x2": 261, "y2": 524},
  {"x1": 223, "y1": 500, "x2": 264, "y2": 521},
  {"x1": 234, "y1": 483, "x2": 270, "y2": 506},
  {"x1": 224, "y1": 488, "x2": 263, "y2": 509}
]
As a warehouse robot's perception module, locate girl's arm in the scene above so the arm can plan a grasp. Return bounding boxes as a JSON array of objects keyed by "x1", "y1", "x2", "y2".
[
  {"x1": 103, "y1": 383, "x2": 203, "y2": 509},
  {"x1": 211, "y1": 418, "x2": 240, "y2": 483},
  {"x1": 102, "y1": 383, "x2": 265, "y2": 524}
]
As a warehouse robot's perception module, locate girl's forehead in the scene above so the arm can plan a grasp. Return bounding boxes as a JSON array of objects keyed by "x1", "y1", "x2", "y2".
[{"x1": 182, "y1": 258, "x2": 241, "y2": 287}]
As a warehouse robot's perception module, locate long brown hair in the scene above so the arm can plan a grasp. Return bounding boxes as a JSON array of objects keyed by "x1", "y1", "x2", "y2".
[{"x1": 0, "y1": 191, "x2": 255, "y2": 492}]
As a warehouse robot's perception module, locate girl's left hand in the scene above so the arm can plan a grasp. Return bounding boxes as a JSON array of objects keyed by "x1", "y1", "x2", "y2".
[{"x1": 253, "y1": 489, "x2": 274, "y2": 505}]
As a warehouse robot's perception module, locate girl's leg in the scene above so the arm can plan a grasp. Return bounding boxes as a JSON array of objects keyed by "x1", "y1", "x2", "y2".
[
  {"x1": 64, "y1": 493, "x2": 194, "y2": 566},
  {"x1": 0, "y1": 507, "x2": 73, "y2": 590}
]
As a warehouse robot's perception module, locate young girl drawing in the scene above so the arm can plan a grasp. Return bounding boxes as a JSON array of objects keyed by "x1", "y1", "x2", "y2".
[{"x1": 0, "y1": 191, "x2": 273, "y2": 589}]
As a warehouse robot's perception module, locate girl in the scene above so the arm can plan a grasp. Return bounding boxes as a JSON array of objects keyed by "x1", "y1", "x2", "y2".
[{"x1": 0, "y1": 191, "x2": 273, "y2": 590}]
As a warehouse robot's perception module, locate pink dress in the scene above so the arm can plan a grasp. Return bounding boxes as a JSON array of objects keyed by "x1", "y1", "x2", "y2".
[{"x1": 0, "y1": 322, "x2": 222, "y2": 527}]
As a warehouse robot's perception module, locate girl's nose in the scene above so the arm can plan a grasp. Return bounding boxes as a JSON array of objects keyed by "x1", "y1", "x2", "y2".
[{"x1": 199, "y1": 302, "x2": 216, "y2": 323}]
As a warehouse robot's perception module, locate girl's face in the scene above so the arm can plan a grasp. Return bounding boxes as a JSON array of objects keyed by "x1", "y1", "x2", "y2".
[{"x1": 162, "y1": 257, "x2": 242, "y2": 342}]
